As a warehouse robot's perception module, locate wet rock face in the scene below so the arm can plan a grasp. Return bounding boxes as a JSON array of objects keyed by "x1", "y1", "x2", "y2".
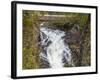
[
  {"x1": 64, "y1": 24, "x2": 80, "y2": 44},
  {"x1": 64, "y1": 24, "x2": 80, "y2": 66},
  {"x1": 62, "y1": 23, "x2": 90, "y2": 67}
]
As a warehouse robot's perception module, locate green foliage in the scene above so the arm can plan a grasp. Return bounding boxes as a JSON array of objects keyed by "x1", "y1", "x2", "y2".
[
  {"x1": 23, "y1": 10, "x2": 40, "y2": 69},
  {"x1": 76, "y1": 14, "x2": 89, "y2": 31}
]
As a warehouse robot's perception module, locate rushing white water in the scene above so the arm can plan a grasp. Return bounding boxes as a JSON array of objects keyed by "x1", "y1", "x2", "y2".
[{"x1": 39, "y1": 27, "x2": 72, "y2": 68}]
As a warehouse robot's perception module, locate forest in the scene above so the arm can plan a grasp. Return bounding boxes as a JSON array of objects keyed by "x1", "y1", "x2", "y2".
[{"x1": 22, "y1": 10, "x2": 91, "y2": 69}]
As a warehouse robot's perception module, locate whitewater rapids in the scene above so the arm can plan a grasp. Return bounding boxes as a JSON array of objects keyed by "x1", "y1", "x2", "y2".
[{"x1": 39, "y1": 27, "x2": 72, "y2": 68}]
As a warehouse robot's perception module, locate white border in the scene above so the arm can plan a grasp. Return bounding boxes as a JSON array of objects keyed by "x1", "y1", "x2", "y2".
[{"x1": 17, "y1": 3, "x2": 96, "y2": 77}]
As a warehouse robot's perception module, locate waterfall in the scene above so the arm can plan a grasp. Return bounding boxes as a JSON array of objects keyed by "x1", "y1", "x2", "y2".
[{"x1": 39, "y1": 27, "x2": 72, "y2": 68}]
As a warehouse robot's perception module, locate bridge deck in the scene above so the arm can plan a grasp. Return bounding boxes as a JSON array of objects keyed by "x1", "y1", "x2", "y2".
[{"x1": 39, "y1": 15, "x2": 73, "y2": 21}]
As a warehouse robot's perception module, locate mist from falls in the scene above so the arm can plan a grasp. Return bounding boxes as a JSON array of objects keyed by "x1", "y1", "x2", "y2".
[{"x1": 39, "y1": 27, "x2": 72, "y2": 68}]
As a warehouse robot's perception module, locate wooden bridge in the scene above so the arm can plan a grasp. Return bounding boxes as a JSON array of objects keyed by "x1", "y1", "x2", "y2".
[{"x1": 38, "y1": 15, "x2": 73, "y2": 21}]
